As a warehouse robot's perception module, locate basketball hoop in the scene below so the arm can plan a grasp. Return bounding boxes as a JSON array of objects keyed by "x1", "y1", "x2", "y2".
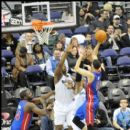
[{"x1": 32, "y1": 20, "x2": 54, "y2": 45}]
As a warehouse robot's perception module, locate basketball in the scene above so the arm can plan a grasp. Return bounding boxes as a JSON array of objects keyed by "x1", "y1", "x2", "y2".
[{"x1": 95, "y1": 30, "x2": 107, "y2": 43}]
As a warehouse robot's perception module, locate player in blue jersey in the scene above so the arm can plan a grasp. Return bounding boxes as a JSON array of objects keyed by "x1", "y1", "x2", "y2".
[
  {"x1": 73, "y1": 52, "x2": 102, "y2": 130},
  {"x1": 11, "y1": 88, "x2": 54, "y2": 130}
]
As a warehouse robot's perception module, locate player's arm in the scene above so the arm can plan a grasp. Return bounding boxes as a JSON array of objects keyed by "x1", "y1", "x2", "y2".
[
  {"x1": 32, "y1": 91, "x2": 55, "y2": 104},
  {"x1": 54, "y1": 44, "x2": 73, "y2": 83},
  {"x1": 26, "y1": 102, "x2": 47, "y2": 116},
  {"x1": 93, "y1": 42, "x2": 102, "y2": 56},
  {"x1": 74, "y1": 54, "x2": 94, "y2": 83}
]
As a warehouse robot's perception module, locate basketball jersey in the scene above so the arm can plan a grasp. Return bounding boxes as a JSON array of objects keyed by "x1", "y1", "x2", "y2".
[
  {"x1": 86, "y1": 71, "x2": 101, "y2": 102},
  {"x1": 54, "y1": 74, "x2": 74, "y2": 112},
  {"x1": 11, "y1": 100, "x2": 33, "y2": 130}
]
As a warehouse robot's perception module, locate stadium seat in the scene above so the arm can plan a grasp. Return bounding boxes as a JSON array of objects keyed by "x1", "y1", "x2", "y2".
[
  {"x1": 2, "y1": 49, "x2": 14, "y2": 59},
  {"x1": 108, "y1": 88, "x2": 126, "y2": 109},
  {"x1": 2, "y1": 75, "x2": 14, "y2": 92},
  {"x1": 116, "y1": 56, "x2": 130, "y2": 78},
  {"x1": 25, "y1": 65, "x2": 47, "y2": 89},
  {"x1": 98, "y1": 91, "x2": 106, "y2": 104},
  {"x1": 100, "y1": 49, "x2": 119, "y2": 82},
  {"x1": 58, "y1": 29, "x2": 73, "y2": 37},
  {"x1": 2, "y1": 58, "x2": 14, "y2": 91},
  {"x1": 98, "y1": 102, "x2": 113, "y2": 127},
  {"x1": 74, "y1": 26, "x2": 89, "y2": 35},
  {"x1": 99, "y1": 80, "x2": 115, "y2": 106},
  {"x1": 12, "y1": 33, "x2": 20, "y2": 40},
  {"x1": 11, "y1": 57, "x2": 16, "y2": 67},
  {"x1": 119, "y1": 47, "x2": 130, "y2": 56},
  {"x1": 118, "y1": 79, "x2": 130, "y2": 99}
]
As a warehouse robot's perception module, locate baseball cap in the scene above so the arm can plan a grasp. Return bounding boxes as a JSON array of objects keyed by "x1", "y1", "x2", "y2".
[{"x1": 113, "y1": 15, "x2": 120, "y2": 20}]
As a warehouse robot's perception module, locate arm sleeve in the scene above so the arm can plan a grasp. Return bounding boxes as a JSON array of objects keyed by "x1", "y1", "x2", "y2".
[{"x1": 72, "y1": 116, "x2": 85, "y2": 129}]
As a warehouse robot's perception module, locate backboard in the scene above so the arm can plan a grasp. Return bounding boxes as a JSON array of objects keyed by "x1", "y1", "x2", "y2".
[{"x1": 2, "y1": 1, "x2": 77, "y2": 33}]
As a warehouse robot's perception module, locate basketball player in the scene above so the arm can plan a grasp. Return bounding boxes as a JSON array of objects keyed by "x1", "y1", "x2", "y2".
[
  {"x1": 54, "y1": 43, "x2": 75, "y2": 130},
  {"x1": 11, "y1": 88, "x2": 54, "y2": 130},
  {"x1": 73, "y1": 52, "x2": 102, "y2": 130},
  {"x1": 75, "y1": 41, "x2": 104, "y2": 94}
]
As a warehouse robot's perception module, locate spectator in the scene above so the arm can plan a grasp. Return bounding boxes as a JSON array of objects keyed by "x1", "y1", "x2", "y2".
[
  {"x1": 104, "y1": 26, "x2": 126, "y2": 52},
  {"x1": 2, "y1": 33, "x2": 18, "y2": 55},
  {"x1": 84, "y1": 32, "x2": 97, "y2": 48},
  {"x1": 70, "y1": 37, "x2": 79, "y2": 48},
  {"x1": 90, "y1": 9, "x2": 110, "y2": 31},
  {"x1": 101, "y1": 25, "x2": 117, "y2": 51},
  {"x1": 113, "y1": 28, "x2": 126, "y2": 50},
  {"x1": 48, "y1": 30, "x2": 59, "y2": 50},
  {"x1": 55, "y1": 41, "x2": 64, "y2": 55},
  {"x1": 113, "y1": 98, "x2": 130, "y2": 130},
  {"x1": 58, "y1": 33, "x2": 66, "y2": 50},
  {"x1": 82, "y1": 2, "x2": 100, "y2": 17},
  {"x1": 121, "y1": 23, "x2": 130, "y2": 47},
  {"x1": 32, "y1": 43, "x2": 49, "y2": 67},
  {"x1": 112, "y1": 15, "x2": 127, "y2": 33},
  {"x1": 45, "y1": 48, "x2": 61, "y2": 90},
  {"x1": 114, "y1": 5, "x2": 128, "y2": 29},
  {"x1": 103, "y1": 2, "x2": 114, "y2": 23},
  {"x1": 16, "y1": 32, "x2": 35, "y2": 56},
  {"x1": 12, "y1": 47, "x2": 34, "y2": 87},
  {"x1": 78, "y1": 8, "x2": 87, "y2": 26}
]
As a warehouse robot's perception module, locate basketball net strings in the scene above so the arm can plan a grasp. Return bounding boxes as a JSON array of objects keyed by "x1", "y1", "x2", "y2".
[{"x1": 34, "y1": 26, "x2": 53, "y2": 45}]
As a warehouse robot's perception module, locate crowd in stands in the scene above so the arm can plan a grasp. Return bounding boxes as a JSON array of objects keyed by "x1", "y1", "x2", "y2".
[{"x1": 1, "y1": 1, "x2": 130, "y2": 130}]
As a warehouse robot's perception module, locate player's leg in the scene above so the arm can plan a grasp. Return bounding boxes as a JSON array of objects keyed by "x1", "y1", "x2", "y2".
[{"x1": 54, "y1": 111, "x2": 65, "y2": 130}]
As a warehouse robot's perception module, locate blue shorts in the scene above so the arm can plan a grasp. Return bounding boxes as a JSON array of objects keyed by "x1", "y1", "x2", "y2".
[{"x1": 75, "y1": 99, "x2": 99, "y2": 125}]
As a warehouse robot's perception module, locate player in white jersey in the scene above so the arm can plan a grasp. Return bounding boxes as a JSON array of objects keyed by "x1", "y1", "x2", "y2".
[{"x1": 54, "y1": 43, "x2": 75, "y2": 130}]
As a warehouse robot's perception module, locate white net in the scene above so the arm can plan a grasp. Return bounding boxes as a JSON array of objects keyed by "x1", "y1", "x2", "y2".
[{"x1": 33, "y1": 24, "x2": 54, "y2": 45}]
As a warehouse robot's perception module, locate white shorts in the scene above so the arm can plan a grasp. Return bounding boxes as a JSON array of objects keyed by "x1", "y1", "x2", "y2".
[
  {"x1": 54, "y1": 101, "x2": 73, "y2": 126},
  {"x1": 54, "y1": 110, "x2": 72, "y2": 126}
]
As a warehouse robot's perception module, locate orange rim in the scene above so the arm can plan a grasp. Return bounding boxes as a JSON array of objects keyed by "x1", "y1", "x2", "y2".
[{"x1": 32, "y1": 20, "x2": 54, "y2": 31}]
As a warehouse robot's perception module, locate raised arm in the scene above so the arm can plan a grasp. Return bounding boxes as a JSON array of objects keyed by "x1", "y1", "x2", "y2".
[
  {"x1": 74, "y1": 54, "x2": 94, "y2": 83},
  {"x1": 93, "y1": 42, "x2": 102, "y2": 56},
  {"x1": 54, "y1": 44, "x2": 72, "y2": 83}
]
